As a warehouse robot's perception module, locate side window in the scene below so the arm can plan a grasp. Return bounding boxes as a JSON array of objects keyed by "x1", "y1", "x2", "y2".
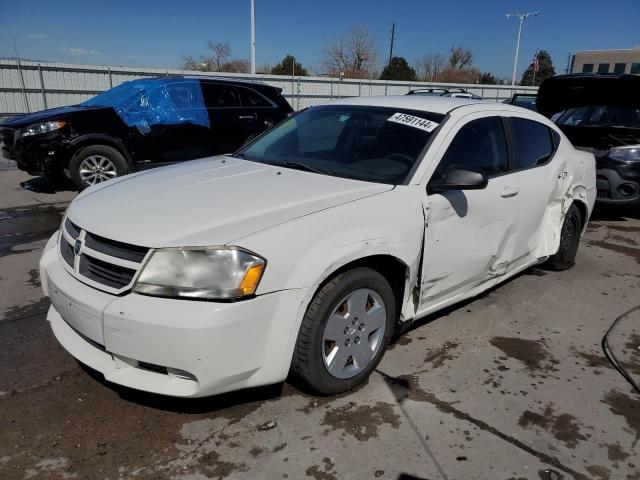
[
  {"x1": 509, "y1": 117, "x2": 554, "y2": 169},
  {"x1": 200, "y1": 83, "x2": 240, "y2": 108},
  {"x1": 434, "y1": 116, "x2": 508, "y2": 179},
  {"x1": 238, "y1": 87, "x2": 272, "y2": 107}
]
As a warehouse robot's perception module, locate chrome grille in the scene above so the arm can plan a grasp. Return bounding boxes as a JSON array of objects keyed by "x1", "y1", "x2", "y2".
[{"x1": 59, "y1": 217, "x2": 150, "y2": 294}]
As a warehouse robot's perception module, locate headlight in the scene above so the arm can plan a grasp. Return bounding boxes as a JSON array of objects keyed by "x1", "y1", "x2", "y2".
[
  {"x1": 21, "y1": 120, "x2": 66, "y2": 137},
  {"x1": 609, "y1": 144, "x2": 640, "y2": 162},
  {"x1": 133, "y1": 247, "x2": 265, "y2": 300}
]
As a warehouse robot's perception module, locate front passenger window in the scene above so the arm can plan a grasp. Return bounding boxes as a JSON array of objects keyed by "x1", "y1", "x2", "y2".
[{"x1": 433, "y1": 117, "x2": 508, "y2": 180}]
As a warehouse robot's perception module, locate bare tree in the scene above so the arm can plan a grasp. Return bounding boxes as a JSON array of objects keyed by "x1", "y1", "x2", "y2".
[
  {"x1": 323, "y1": 26, "x2": 378, "y2": 79},
  {"x1": 221, "y1": 59, "x2": 250, "y2": 73},
  {"x1": 207, "y1": 41, "x2": 231, "y2": 71},
  {"x1": 448, "y1": 46, "x2": 473, "y2": 70},
  {"x1": 415, "y1": 53, "x2": 446, "y2": 81}
]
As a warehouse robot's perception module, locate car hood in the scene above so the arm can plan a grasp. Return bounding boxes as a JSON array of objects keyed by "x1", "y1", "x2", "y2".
[
  {"x1": 0, "y1": 105, "x2": 109, "y2": 128},
  {"x1": 537, "y1": 74, "x2": 640, "y2": 118},
  {"x1": 66, "y1": 156, "x2": 394, "y2": 247}
]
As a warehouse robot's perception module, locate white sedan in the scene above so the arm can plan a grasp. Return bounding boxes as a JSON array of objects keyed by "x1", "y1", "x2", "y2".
[{"x1": 39, "y1": 95, "x2": 596, "y2": 397}]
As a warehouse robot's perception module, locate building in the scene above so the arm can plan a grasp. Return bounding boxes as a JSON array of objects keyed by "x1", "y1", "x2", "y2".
[{"x1": 570, "y1": 48, "x2": 640, "y2": 75}]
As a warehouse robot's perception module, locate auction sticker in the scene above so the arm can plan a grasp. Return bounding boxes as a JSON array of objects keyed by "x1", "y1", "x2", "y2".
[{"x1": 387, "y1": 112, "x2": 439, "y2": 132}]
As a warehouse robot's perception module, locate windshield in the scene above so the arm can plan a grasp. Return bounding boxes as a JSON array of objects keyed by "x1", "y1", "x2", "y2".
[
  {"x1": 81, "y1": 80, "x2": 148, "y2": 108},
  {"x1": 81, "y1": 79, "x2": 210, "y2": 129},
  {"x1": 237, "y1": 105, "x2": 444, "y2": 184},
  {"x1": 555, "y1": 106, "x2": 640, "y2": 128}
]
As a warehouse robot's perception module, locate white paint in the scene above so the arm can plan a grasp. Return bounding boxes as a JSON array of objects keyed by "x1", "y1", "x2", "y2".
[{"x1": 39, "y1": 96, "x2": 596, "y2": 397}]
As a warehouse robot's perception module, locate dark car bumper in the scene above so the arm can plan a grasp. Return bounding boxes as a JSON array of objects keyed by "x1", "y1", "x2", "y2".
[
  {"x1": 1, "y1": 129, "x2": 68, "y2": 176},
  {"x1": 595, "y1": 162, "x2": 640, "y2": 208}
]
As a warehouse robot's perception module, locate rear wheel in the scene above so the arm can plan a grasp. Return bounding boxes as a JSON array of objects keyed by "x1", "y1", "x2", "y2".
[
  {"x1": 69, "y1": 144, "x2": 128, "y2": 190},
  {"x1": 291, "y1": 268, "x2": 395, "y2": 395},
  {"x1": 545, "y1": 203, "x2": 582, "y2": 271}
]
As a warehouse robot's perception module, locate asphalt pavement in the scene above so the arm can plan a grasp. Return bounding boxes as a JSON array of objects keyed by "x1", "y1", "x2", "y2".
[{"x1": 0, "y1": 167, "x2": 638, "y2": 480}]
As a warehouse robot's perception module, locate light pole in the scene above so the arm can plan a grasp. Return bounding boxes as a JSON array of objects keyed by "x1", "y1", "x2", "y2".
[
  {"x1": 506, "y1": 11, "x2": 539, "y2": 87},
  {"x1": 250, "y1": 0, "x2": 256, "y2": 75}
]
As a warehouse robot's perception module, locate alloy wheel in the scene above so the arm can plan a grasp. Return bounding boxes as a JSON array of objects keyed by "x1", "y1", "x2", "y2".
[
  {"x1": 79, "y1": 155, "x2": 117, "y2": 185},
  {"x1": 322, "y1": 288, "x2": 387, "y2": 379}
]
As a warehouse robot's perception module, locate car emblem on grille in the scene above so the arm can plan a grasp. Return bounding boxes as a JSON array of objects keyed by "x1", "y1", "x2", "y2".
[{"x1": 74, "y1": 238, "x2": 83, "y2": 255}]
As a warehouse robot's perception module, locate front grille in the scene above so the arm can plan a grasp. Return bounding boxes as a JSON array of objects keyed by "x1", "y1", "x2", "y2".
[
  {"x1": 65, "y1": 218, "x2": 81, "y2": 239},
  {"x1": 60, "y1": 237, "x2": 75, "y2": 267},
  {"x1": 59, "y1": 218, "x2": 150, "y2": 293},
  {"x1": 85, "y1": 231, "x2": 148, "y2": 262},
  {"x1": 79, "y1": 255, "x2": 137, "y2": 289}
]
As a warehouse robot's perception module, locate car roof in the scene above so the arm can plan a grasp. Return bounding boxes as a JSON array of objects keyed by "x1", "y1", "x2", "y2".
[
  {"x1": 324, "y1": 95, "x2": 492, "y2": 115},
  {"x1": 148, "y1": 75, "x2": 281, "y2": 92}
]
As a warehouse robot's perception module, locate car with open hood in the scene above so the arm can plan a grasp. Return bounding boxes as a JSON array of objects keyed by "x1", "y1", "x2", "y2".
[
  {"x1": 0, "y1": 77, "x2": 292, "y2": 190},
  {"x1": 537, "y1": 73, "x2": 640, "y2": 208},
  {"x1": 39, "y1": 95, "x2": 595, "y2": 398}
]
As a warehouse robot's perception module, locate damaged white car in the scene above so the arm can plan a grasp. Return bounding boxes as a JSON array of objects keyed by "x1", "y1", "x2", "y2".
[{"x1": 40, "y1": 96, "x2": 596, "y2": 397}]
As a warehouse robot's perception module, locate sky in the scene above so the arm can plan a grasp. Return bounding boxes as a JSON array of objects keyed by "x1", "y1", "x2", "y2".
[{"x1": 2, "y1": 0, "x2": 639, "y2": 80}]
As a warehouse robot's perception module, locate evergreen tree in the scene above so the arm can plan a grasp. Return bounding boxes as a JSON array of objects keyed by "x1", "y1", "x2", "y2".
[
  {"x1": 521, "y1": 50, "x2": 555, "y2": 86},
  {"x1": 380, "y1": 56, "x2": 417, "y2": 81},
  {"x1": 270, "y1": 55, "x2": 308, "y2": 76}
]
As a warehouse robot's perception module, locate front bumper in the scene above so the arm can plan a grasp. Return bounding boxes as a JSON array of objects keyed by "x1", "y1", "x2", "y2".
[
  {"x1": 595, "y1": 163, "x2": 640, "y2": 208},
  {"x1": 40, "y1": 233, "x2": 307, "y2": 398}
]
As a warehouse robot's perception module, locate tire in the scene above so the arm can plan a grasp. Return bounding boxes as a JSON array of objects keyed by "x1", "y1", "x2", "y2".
[
  {"x1": 291, "y1": 267, "x2": 396, "y2": 395},
  {"x1": 545, "y1": 204, "x2": 582, "y2": 271},
  {"x1": 69, "y1": 144, "x2": 128, "y2": 191}
]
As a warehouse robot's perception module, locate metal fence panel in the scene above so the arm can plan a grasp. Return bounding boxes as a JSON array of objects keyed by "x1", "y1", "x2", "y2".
[{"x1": 0, "y1": 59, "x2": 538, "y2": 119}]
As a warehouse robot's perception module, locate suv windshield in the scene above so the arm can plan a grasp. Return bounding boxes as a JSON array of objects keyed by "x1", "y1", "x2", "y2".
[
  {"x1": 236, "y1": 105, "x2": 444, "y2": 184},
  {"x1": 81, "y1": 80, "x2": 148, "y2": 108},
  {"x1": 555, "y1": 106, "x2": 640, "y2": 128}
]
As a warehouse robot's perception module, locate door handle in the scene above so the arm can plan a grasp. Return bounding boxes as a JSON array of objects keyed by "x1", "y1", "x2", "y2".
[
  {"x1": 500, "y1": 186, "x2": 519, "y2": 198},
  {"x1": 238, "y1": 115, "x2": 255, "y2": 120}
]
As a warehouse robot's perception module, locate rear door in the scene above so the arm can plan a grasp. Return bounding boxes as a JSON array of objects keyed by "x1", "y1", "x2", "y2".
[
  {"x1": 200, "y1": 81, "x2": 247, "y2": 154},
  {"x1": 503, "y1": 116, "x2": 564, "y2": 266},
  {"x1": 237, "y1": 86, "x2": 281, "y2": 141}
]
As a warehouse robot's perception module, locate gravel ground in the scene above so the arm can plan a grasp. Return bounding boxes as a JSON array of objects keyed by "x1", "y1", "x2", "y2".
[{"x1": 0, "y1": 168, "x2": 638, "y2": 480}]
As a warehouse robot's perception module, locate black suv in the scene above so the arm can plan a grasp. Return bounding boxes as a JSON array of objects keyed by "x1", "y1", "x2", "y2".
[
  {"x1": 537, "y1": 73, "x2": 640, "y2": 209},
  {"x1": 0, "y1": 77, "x2": 293, "y2": 189}
]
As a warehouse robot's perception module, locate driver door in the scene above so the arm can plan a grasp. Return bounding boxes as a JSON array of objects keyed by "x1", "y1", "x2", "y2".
[{"x1": 418, "y1": 115, "x2": 520, "y2": 311}]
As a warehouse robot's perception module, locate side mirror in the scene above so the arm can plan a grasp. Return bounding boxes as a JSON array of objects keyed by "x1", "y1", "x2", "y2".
[{"x1": 429, "y1": 166, "x2": 488, "y2": 192}]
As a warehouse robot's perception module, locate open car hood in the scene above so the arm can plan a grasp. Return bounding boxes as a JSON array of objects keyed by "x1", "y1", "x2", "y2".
[{"x1": 537, "y1": 74, "x2": 640, "y2": 118}]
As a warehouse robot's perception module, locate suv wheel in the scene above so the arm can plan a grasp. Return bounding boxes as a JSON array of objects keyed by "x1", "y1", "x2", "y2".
[
  {"x1": 69, "y1": 144, "x2": 128, "y2": 190},
  {"x1": 291, "y1": 267, "x2": 395, "y2": 395},
  {"x1": 545, "y1": 203, "x2": 582, "y2": 271}
]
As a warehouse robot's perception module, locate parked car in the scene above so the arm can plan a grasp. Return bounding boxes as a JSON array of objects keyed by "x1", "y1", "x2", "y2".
[
  {"x1": 40, "y1": 95, "x2": 595, "y2": 398},
  {"x1": 407, "y1": 88, "x2": 483, "y2": 99},
  {"x1": 537, "y1": 73, "x2": 640, "y2": 208},
  {"x1": 0, "y1": 77, "x2": 293, "y2": 190},
  {"x1": 503, "y1": 93, "x2": 537, "y2": 111}
]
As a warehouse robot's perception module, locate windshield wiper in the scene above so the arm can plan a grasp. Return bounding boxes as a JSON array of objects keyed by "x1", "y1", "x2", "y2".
[
  {"x1": 282, "y1": 161, "x2": 331, "y2": 175},
  {"x1": 234, "y1": 152, "x2": 252, "y2": 161}
]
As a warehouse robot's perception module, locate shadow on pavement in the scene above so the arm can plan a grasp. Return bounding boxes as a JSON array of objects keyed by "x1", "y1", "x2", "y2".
[
  {"x1": 590, "y1": 204, "x2": 640, "y2": 221},
  {"x1": 78, "y1": 361, "x2": 297, "y2": 414},
  {"x1": 20, "y1": 175, "x2": 76, "y2": 194}
]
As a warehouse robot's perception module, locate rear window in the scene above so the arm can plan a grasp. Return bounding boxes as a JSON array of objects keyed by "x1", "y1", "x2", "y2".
[
  {"x1": 510, "y1": 118, "x2": 554, "y2": 169},
  {"x1": 239, "y1": 87, "x2": 272, "y2": 107}
]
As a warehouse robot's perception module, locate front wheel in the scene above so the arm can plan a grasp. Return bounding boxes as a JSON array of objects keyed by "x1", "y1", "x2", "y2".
[
  {"x1": 69, "y1": 144, "x2": 128, "y2": 190},
  {"x1": 291, "y1": 268, "x2": 395, "y2": 395},
  {"x1": 544, "y1": 203, "x2": 583, "y2": 271}
]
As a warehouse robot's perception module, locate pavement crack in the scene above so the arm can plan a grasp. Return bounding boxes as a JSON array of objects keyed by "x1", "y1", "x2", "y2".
[{"x1": 376, "y1": 369, "x2": 590, "y2": 480}]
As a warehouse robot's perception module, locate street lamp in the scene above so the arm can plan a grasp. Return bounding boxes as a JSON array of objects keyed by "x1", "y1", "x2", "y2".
[
  {"x1": 250, "y1": 0, "x2": 256, "y2": 75},
  {"x1": 506, "y1": 11, "x2": 539, "y2": 87}
]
